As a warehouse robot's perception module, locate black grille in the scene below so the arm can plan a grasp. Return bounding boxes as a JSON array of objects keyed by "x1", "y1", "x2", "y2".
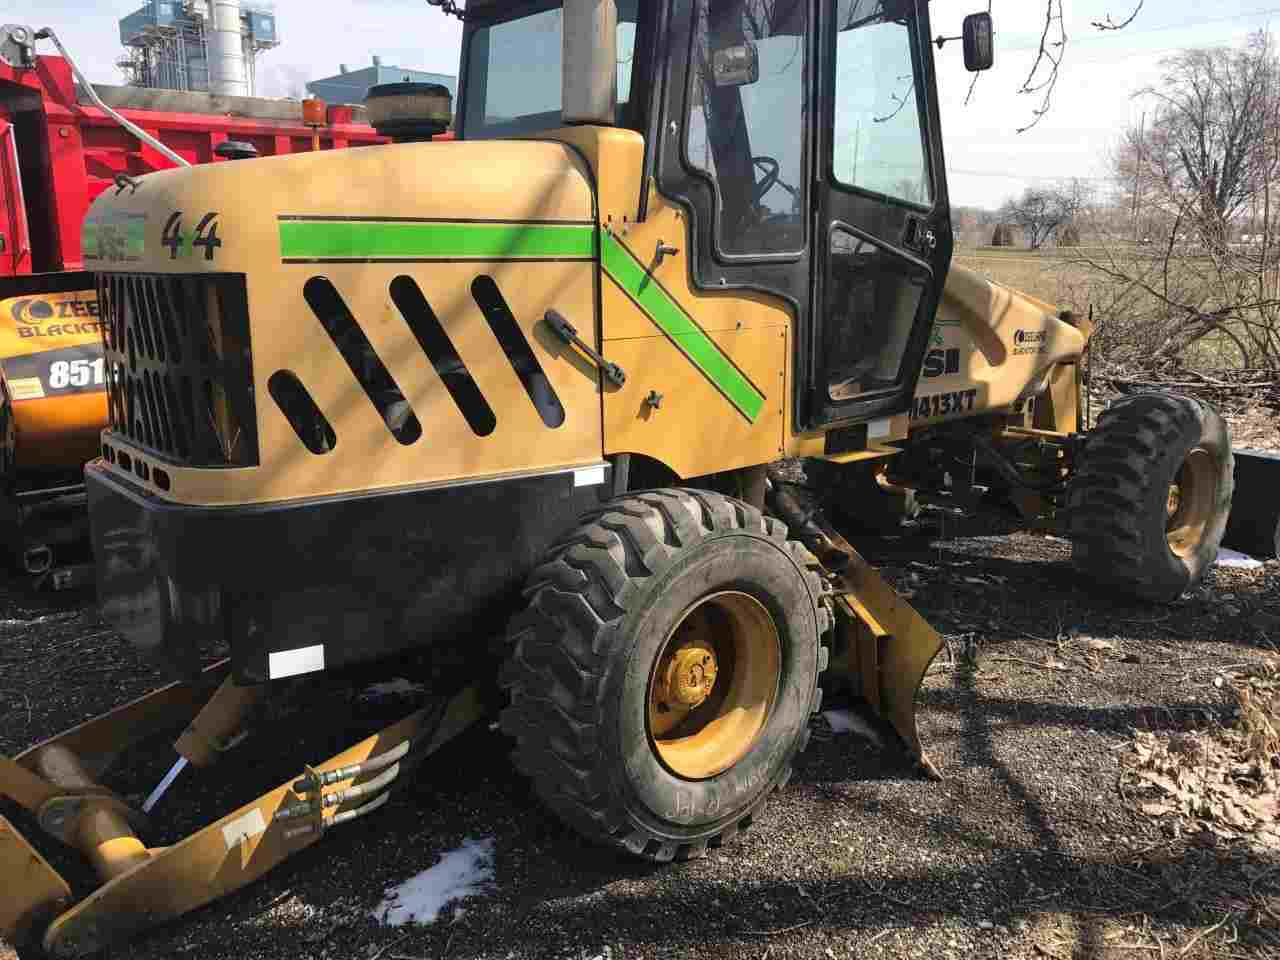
[{"x1": 98, "y1": 273, "x2": 258, "y2": 467}]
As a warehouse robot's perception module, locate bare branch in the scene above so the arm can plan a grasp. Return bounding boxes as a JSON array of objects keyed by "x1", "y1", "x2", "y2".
[
  {"x1": 1016, "y1": 0, "x2": 1067, "y2": 134},
  {"x1": 874, "y1": 76, "x2": 915, "y2": 123},
  {"x1": 1008, "y1": 0, "x2": 1142, "y2": 131},
  {"x1": 1091, "y1": 1, "x2": 1144, "y2": 32}
]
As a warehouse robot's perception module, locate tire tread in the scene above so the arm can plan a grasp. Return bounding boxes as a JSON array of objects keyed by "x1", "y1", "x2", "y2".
[
  {"x1": 1066, "y1": 392, "x2": 1233, "y2": 602},
  {"x1": 500, "y1": 487, "x2": 828, "y2": 860}
]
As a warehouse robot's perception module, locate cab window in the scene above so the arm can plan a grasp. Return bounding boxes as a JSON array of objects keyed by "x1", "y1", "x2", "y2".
[
  {"x1": 831, "y1": 0, "x2": 932, "y2": 206},
  {"x1": 684, "y1": 0, "x2": 807, "y2": 256},
  {"x1": 462, "y1": 1, "x2": 640, "y2": 138}
]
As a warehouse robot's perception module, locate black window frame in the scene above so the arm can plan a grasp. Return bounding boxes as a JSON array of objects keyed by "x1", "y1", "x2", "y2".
[
  {"x1": 824, "y1": 4, "x2": 937, "y2": 214},
  {"x1": 818, "y1": 218, "x2": 933, "y2": 405},
  {"x1": 678, "y1": 0, "x2": 813, "y2": 264},
  {"x1": 653, "y1": 0, "x2": 812, "y2": 363},
  {"x1": 799, "y1": 0, "x2": 952, "y2": 431}
]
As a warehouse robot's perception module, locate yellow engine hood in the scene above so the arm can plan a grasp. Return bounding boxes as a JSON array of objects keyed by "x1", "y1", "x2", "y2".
[{"x1": 81, "y1": 139, "x2": 596, "y2": 277}]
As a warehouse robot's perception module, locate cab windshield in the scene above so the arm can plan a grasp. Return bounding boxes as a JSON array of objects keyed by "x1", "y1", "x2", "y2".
[{"x1": 461, "y1": 1, "x2": 640, "y2": 138}]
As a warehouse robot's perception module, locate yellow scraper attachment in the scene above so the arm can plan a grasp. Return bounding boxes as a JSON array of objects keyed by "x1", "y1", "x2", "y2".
[{"x1": 0, "y1": 659, "x2": 483, "y2": 957}]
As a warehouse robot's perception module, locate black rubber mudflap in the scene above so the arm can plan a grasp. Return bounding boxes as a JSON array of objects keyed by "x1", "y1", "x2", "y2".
[{"x1": 1223, "y1": 449, "x2": 1280, "y2": 560}]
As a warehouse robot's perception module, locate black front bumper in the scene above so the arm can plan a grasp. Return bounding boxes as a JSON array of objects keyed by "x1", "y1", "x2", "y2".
[{"x1": 87, "y1": 460, "x2": 612, "y2": 684}]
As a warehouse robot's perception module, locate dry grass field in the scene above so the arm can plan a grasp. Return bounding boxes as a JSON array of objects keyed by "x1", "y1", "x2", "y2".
[{"x1": 953, "y1": 247, "x2": 1105, "y2": 311}]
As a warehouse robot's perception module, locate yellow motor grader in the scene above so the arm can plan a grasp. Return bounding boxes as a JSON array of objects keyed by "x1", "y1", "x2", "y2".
[{"x1": 0, "y1": 0, "x2": 1232, "y2": 955}]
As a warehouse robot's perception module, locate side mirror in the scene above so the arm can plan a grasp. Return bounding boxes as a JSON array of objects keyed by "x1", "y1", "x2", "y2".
[
  {"x1": 711, "y1": 42, "x2": 759, "y2": 88},
  {"x1": 962, "y1": 12, "x2": 994, "y2": 72}
]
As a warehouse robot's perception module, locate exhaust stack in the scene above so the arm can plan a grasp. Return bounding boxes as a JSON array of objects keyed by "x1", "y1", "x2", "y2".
[{"x1": 206, "y1": 0, "x2": 247, "y2": 96}]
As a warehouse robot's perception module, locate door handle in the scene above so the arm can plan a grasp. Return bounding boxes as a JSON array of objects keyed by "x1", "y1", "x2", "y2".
[
  {"x1": 545, "y1": 310, "x2": 627, "y2": 387},
  {"x1": 903, "y1": 215, "x2": 937, "y2": 254}
]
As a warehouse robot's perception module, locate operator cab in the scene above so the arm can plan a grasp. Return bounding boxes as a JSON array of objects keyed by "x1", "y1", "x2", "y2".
[{"x1": 455, "y1": 0, "x2": 991, "y2": 434}]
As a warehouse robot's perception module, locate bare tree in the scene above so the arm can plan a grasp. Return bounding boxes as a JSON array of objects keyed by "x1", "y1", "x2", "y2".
[
  {"x1": 1060, "y1": 32, "x2": 1280, "y2": 374},
  {"x1": 1116, "y1": 32, "x2": 1278, "y2": 245},
  {"x1": 999, "y1": 179, "x2": 1089, "y2": 249}
]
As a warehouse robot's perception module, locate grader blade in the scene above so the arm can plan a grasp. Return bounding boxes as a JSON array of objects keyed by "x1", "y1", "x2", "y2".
[
  {"x1": 766, "y1": 478, "x2": 942, "y2": 773},
  {"x1": 814, "y1": 519, "x2": 943, "y2": 776},
  {"x1": 830, "y1": 557, "x2": 944, "y2": 778}
]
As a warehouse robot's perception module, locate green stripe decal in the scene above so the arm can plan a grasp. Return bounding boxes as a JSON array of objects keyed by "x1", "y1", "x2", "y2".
[
  {"x1": 600, "y1": 232, "x2": 766, "y2": 423},
  {"x1": 279, "y1": 218, "x2": 765, "y2": 422},
  {"x1": 278, "y1": 220, "x2": 595, "y2": 261}
]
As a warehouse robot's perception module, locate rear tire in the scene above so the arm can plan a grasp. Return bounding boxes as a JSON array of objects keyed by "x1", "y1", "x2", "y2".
[
  {"x1": 1066, "y1": 392, "x2": 1233, "y2": 602},
  {"x1": 499, "y1": 488, "x2": 830, "y2": 862}
]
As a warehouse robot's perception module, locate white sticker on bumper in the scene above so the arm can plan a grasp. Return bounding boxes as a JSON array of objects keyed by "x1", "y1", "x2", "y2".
[
  {"x1": 268, "y1": 644, "x2": 325, "y2": 679},
  {"x1": 574, "y1": 465, "x2": 607, "y2": 487}
]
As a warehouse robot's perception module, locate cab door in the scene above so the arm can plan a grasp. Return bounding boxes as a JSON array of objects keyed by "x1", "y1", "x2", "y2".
[{"x1": 801, "y1": 0, "x2": 951, "y2": 430}]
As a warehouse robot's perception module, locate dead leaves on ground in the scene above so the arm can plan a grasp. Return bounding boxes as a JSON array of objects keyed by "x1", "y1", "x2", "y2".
[{"x1": 1122, "y1": 661, "x2": 1280, "y2": 850}]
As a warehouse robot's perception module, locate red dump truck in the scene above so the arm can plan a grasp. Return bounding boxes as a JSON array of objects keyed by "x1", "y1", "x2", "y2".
[{"x1": 0, "y1": 24, "x2": 385, "y2": 576}]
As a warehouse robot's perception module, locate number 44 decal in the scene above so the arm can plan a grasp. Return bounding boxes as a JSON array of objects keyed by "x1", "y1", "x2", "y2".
[{"x1": 161, "y1": 212, "x2": 223, "y2": 261}]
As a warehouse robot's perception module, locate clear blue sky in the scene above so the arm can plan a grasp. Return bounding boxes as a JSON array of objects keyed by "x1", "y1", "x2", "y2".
[{"x1": 2, "y1": 1, "x2": 1275, "y2": 207}]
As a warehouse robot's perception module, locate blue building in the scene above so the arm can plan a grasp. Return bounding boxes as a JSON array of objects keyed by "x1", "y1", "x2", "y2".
[{"x1": 307, "y1": 57, "x2": 457, "y2": 106}]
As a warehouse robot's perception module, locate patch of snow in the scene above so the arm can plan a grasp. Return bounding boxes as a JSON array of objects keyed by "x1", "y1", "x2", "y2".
[
  {"x1": 820, "y1": 709, "x2": 884, "y2": 746},
  {"x1": 360, "y1": 678, "x2": 427, "y2": 700},
  {"x1": 373, "y1": 837, "x2": 495, "y2": 927},
  {"x1": 1217, "y1": 548, "x2": 1264, "y2": 570}
]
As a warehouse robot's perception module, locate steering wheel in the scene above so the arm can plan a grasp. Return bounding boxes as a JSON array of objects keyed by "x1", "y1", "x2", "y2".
[
  {"x1": 751, "y1": 156, "x2": 781, "y2": 205},
  {"x1": 730, "y1": 155, "x2": 799, "y2": 241}
]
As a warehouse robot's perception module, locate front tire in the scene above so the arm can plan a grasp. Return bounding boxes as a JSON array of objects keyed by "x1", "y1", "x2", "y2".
[
  {"x1": 1066, "y1": 393, "x2": 1234, "y2": 602},
  {"x1": 499, "y1": 488, "x2": 830, "y2": 862}
]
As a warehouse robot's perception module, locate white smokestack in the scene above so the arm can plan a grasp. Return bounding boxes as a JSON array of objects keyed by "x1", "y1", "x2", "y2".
[{"x1": 207, "y1": 0, "x2": 248, "y2": 96}]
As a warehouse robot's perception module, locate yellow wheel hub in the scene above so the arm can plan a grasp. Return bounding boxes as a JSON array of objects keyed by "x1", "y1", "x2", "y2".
[
  {"x1": 1167, "y1": 447, "x2": 1217, "y2": 558},
  {"x1": 646, "y1": 591, "x2": 781, "y2": 781},
  {"x1": 658, "y1": 642, "x2": 718, "y2": 709}
]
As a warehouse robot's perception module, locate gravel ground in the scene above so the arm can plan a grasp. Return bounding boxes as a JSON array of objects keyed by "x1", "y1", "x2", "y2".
[{"x1": 1, "y1": 519, "x2": 1277, "y2": 960}]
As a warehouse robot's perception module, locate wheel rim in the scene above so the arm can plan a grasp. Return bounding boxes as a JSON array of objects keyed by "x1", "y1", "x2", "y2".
[
  {"x1": 1166, "y1": 447, "x2": 1217, "y2": 558},
  {"x1": 646, "y1": 591, "x2": 781, "y2": 781}
]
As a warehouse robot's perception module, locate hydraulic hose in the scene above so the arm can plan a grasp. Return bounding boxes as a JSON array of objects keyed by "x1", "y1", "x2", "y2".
[
  {"x1": 282, "y1": 790, "x2": 391, "y2": 839},
  {"x1": 275, "y1": 762, "x2": 402, "y2": 822},
  {"x1": 971, "y1": 434, "x2": 1065, "y2": 493},
  {"x1": 35, "y1": 27, "x2": 192, "y2": 169},
  {"x1": 292, "y1": 739, "x2": 410, "y2": 794}
]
